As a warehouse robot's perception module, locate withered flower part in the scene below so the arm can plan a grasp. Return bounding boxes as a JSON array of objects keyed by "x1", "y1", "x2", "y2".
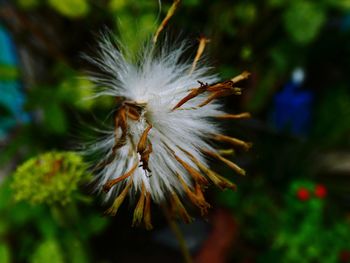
[{"x1": 85, "y1": 35, "x2": 251, "y2": 229}]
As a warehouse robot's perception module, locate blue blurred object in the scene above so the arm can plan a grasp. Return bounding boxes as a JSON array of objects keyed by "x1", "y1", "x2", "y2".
[
  {"x1": 0, "y1": 24, "x2": 29, "y2": 139},
  {"x1": 271, "y1": 68, "x2": 313, "y2": 137},
  {"x1": 153, "y1": 220, "x2": 210, "y2": 253},
  {"x1": 341, "y1": 14, "x2": 350, "y2": 31}
]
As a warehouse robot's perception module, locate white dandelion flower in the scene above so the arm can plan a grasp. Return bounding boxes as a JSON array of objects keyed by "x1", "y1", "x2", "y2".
[{"x1": 85, "y1": 35, "x2": 251, "y2": 229}]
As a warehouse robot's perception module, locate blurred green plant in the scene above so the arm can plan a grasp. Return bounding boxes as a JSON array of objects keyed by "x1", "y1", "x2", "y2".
[
  {"x1": 218, "y1": 179, "x2": 350, "y2": 262},
  {"x1": 273, "y1": 180, "x2": 350, "y2": 263},
  {"x1": 31, "y1": 239, "x2": 64, "y2": 263},
  {"x1": 0, "y1": 65, "x2": 18, "y2": 81},
  {"x1": 16, "y1": 0, "x2": 90, "y2": 17},
  {"x1": 0, "y1": 243, "x2": 10, "y2": 263},
  {"x1": 12, "y1": 151, "x2": 90, "y2": 205},
  {"x1": 48, "y1": 0, "x2": 90, "y2": 18},
  {"x1": 0, "y1": 163, "x2": 108, "y2": 263},
  {"x1": 109, "y1": 0, "x2": 158, "y2": 56},
  {"x1": 283, "y1": 1, "x2": 326, "y2": 44},
  {"x1": 312, "y1": 86, "x2": 350, "y2": 147},
  {"x1": 16, "y1": 0, "x2": 40, "y2": 10}
]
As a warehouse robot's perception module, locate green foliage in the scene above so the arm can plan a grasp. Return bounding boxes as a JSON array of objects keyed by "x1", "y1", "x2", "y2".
[
  {"x1": 0, "y1": 65, "x2": 19, "y2": 81},
  {"x1": 273, "y1": 180, "x2": 350, "y2": 263},
  {"x1": 12, "y1": 152, "x2": 90, "y2": 205},
  {"x1": 217, "y1": 178, "x2": 279, "y2": 243},
  {"x1": 57, "y1": 76, "x2": 95, "y2": 110},
  {"x1": 248, "y1": 70, "x2": 278, "y2": 112},
  {"x1": 16, "y1": 0, "x2": 41, "y2": 10},
  {"x1": 109, "y1": 0, "x2": 127, "y2": 11},
  {"x1": 182, "y1": 0, "x2": 200, "y2": 7},
  {"x1": 45, "y1": 103, "x2": 68, "y2": 134},
  {"x1": 0, "y1": 173, "x2": 108, "y2": 263},
  {"x1": 62, "y1": 234, "x2": 89, "y2": 263},
  {"x1": 0, "y1": 243, "x2": 11, "y2": 263},
  {"x1": 283, "y1": 1, "x2": 326, "y2": 44},
  {"x1": 219, "y1": 180, "x2": 350, "y2": 262},
  {"x1": 110, "y1": 1, "x2": 158, "y2": 57},
  {"x1": 25, "y1": 69, "x2": 97, "y2": 134},
  {"x1": 31, "y1": 239, "x2": 64, "y2": 263},
  {"x1": 312, "y1": 86, "x2": 350, "y2": 146},
  {"x1": 234, "y1": 3, "x2": 257, "y2": 25},
  {"x1": 31, "y1": 236, "x2": 89, "y2": 263},
  {"x1": 268, "y1": 0, "x2": 287, "y2": 8},
  {"x1": 47, "y1": 0, "x2": 89, "y2": 18},
  {"x1": 325, "y1": 0, "x2": 350, "y2": 10}
]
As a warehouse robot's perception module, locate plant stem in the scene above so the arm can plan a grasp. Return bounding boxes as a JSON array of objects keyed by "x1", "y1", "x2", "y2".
[{"x1": 163, "y1": 206, "x2": 193, "y2": 263}]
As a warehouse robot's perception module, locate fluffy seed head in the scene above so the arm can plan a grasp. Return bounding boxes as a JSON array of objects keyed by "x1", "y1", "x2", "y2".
[{"x1": 85, "y1": 35, "x2": 250, "y2": 227}]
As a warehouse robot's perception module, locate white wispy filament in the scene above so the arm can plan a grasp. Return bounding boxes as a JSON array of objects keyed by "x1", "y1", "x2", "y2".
[{"x1": 86, "y1": 36, "x2": 251, "y2": 229}]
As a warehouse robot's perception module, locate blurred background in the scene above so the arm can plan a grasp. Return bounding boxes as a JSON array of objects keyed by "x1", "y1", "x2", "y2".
[{"x1": 1, "y1": 0, "x2": 350, "y2": 262}]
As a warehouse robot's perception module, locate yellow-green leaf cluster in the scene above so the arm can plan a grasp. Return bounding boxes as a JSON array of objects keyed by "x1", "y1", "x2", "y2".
[{"x1": 12, "y1": 152, "x2": 90, "y2": 205}]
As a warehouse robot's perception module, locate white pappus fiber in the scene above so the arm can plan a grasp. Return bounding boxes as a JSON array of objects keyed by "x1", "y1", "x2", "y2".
[{"x1": 85, "y1": 35, "x2": 251, "y2": 229}]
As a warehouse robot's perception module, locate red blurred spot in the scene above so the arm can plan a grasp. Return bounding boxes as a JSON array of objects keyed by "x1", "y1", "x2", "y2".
[
  {"x1": 339, "y1": 250, "x2": 350, "y2": 263},
  {"x1": 195, "y1": 209, "x2": 238, "y2": 263},
  {"x1": 296, "y1": 187, "x2": 310, "y2": 201},
  {"x1": 314, "y1": 184, "x2": 327, "y2": 199}
]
